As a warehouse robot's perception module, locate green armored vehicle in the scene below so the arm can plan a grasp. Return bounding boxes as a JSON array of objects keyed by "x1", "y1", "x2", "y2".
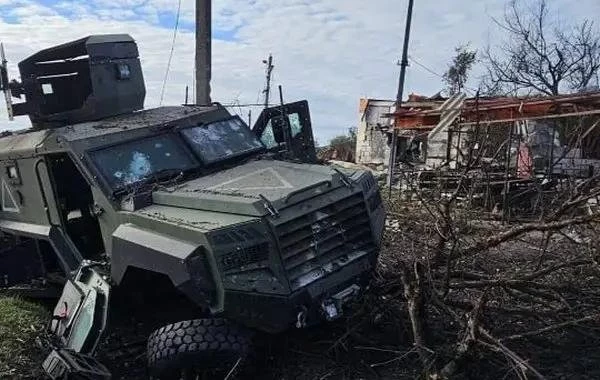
[{"x1": 0, "y1": 35, "x2": 385, "y2": 378}]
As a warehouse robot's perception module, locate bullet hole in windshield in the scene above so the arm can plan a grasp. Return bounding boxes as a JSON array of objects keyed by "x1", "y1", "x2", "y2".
[
  {"x1": 121, "y1": 151, "x2": 152, "y2": 184},
  {"x1": 181, "y1": 118, "x2": 264, "y2": 164},
  {"x1": 91, "y1": 135, "x2": 197, "y2": 189}
]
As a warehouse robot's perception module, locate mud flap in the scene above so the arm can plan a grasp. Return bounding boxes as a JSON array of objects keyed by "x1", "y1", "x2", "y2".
[{"x1": 44, "y1": 264, "x2": 111, "y2": 377}]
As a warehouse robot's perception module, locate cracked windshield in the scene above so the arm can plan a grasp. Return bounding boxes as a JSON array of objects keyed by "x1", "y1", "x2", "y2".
[
  {"x1": 91, "y1": 135, "x2": 197, "y2": 189},
  {"x1": 181, "y1": 117, "x2": 264, "y2": 164}
]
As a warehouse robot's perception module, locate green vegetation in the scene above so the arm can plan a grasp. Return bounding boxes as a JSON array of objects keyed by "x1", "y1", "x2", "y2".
[
  {"x1": 443, "y1": 44, "x2": 477, "y2": 95},
  {"x1": 318, "y1": 127, "x2": 358, "y2": 162},
  {"x1": 329, "y1": 127, "x2": 357, "y2": 149},
  {"x1": 0, "y1": 297, "x2": 48, "y2": 379}
]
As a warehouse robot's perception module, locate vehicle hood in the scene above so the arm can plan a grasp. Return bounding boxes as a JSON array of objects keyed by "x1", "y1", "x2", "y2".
[{"x1": 152, "y1": 160, "x2": 358, "y2": 217}]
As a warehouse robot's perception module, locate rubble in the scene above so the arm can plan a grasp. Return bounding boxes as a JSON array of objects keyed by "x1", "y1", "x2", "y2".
[{"x1": 326, "y1": 159, "x2": 387, "y2": 180}]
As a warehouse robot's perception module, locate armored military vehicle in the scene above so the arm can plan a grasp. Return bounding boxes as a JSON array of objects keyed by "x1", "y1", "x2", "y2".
[{"x1": 0, "y1": 35, "x2": 385, "y2": 379}]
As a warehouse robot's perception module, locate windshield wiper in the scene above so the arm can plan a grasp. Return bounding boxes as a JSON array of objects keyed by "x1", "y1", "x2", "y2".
[
  {"x1": 139, "y1": 168, "x2": 187, "y2": 187},
  {"x1": 113, "y1": 168, "x2": 187, "y2": 197}
]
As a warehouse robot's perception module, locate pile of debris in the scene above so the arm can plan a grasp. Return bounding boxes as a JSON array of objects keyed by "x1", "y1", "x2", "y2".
[{"x1": 317, "y1": 143, "x2": 356, "y2": 163}]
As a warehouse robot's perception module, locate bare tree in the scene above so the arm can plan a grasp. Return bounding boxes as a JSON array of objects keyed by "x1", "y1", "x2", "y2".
[
  {"x1": 483, "y1": 0, "x2": 600, "y2": 96},
  {"x1": 376, "y1": 126, "x2": 600, "y2": 378},
  {"x1": 444, "y1": 44, "x2": 477, "y2": 95},
  {"x1": 315, "y1": 106, "x2": 600, "y2": 379}
]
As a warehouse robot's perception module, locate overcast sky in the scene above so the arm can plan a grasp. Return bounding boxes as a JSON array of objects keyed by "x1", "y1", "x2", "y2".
[{"x1": 0, "y1": 0, "x2": 598, "y2": 143}]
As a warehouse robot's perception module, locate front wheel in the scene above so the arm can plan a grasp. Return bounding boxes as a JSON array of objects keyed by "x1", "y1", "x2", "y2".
[{"x1": 147, "y1": 318, "x2": 251, "y2": 379}]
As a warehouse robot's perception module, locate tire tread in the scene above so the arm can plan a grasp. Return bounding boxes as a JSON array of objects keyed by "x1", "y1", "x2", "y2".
[{"x1": 147, "y1": 318, "x2": 250, "y2": 376}]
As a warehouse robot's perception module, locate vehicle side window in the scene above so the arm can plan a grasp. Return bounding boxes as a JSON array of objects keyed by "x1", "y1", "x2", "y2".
[
  {"x1": 260, "y1": 120, "x2": 278, "y2": 149},
  {"x1": 259, "y1": 114, "x2": 301, "y2": 147},
  {"x1": 288, "y1": 113, "x2": 302, "y2": 138}
]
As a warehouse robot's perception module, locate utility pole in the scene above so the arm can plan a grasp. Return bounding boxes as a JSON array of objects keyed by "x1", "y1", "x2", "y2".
[
  {"x1": 195, "y1": 0, "x2": 212, "y2": 105},
  {"x1": 387, "y1": 0, "x2": 414, "y2": 195},
  {"x1": 263, "y1": 54, "x2": 274, "y2": 109}
]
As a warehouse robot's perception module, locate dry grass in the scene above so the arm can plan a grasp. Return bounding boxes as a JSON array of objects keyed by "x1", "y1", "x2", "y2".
[{"x1": 0, "y1": 297, "x2": 48, "y2": 379}]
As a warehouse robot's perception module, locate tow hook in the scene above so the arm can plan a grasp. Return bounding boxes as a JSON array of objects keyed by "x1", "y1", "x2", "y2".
[
  {"x1": 321, "y1": 284, "x2": 361, "y2": 321},
  {"x1": 321, "y1": 300, "x2": 339, "y2": 321},
  {"x1": 295, "y1": 306, "x2": 308, "y2": 328}
]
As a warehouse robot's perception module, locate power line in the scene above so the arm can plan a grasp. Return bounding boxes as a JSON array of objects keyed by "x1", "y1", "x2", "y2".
[
  {"x1": 408, "y1": 55, "x2": 479, "y2": 95},
  {"x1": 159, "y1": 0, "x2": 182, "y2": 106},
  {"x1": 408, "y1": 55, "x2": 443, "y2": 79},
  {"x1": 222, "y1": 103, "x2": 266, "y2": 108},
  {"x1": 182, "y1": 102, "x2": 265, "y2": 108}
]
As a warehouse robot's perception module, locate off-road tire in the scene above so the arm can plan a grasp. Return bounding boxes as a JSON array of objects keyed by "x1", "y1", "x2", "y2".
[{"x1": 147, "y1": 318, "x2": 251, "y2": 378}]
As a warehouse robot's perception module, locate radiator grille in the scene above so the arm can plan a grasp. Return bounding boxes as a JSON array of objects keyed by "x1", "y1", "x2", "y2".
[{"x1": 275, "y1": 193, "x2": 376, "y2": 290}]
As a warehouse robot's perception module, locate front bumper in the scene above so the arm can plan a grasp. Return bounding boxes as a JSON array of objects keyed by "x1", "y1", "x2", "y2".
[
  {"x1": 220, "y1": 175, "x2": 385, "y2": 333},
  {"x1": 222, "y1": 254, "x2": 376, "y2": 333}
]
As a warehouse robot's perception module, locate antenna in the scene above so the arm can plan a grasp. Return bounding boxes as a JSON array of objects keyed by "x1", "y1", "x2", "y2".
[{"x1": 0, "y1": 43, "x2": 14, "y2": 121}]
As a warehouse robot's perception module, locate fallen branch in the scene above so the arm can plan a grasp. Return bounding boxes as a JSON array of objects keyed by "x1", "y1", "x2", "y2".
[
  {"x1": 438, "y1": 293, "x2": 487, "y2": 378},
  {"x1": 399, "y1": 261, "x2": 433, "y2": 375},
  {"x1": 449, "y1": 279, "x2": 567, "y2": 291},
  {"x1": 501, "y1": 313, "x2": 600, "y2": 342},
  {"x1": 458, "y1": 214, "x2": 599, "y2": 259},
  {"x1": 479, "y1": 328, "x2": 547, "y2": 380},
  {"x1": 523, "y1": 259, "x2": 589, "y2": 281}
]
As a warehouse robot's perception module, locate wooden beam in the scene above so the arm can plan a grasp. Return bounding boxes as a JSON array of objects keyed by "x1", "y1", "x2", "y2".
[{"x1": 459, "y1": 109, "x2": 600, "y2": 127}]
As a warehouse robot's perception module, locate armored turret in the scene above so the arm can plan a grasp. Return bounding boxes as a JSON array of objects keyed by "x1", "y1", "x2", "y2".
[{"x1": 0, "y1": 34, "x2": 145, "y2": 129}]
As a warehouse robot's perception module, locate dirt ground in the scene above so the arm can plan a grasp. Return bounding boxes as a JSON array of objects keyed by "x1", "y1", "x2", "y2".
[
  {"x1": 97, "y1": 282, "x2": 423, "y2": 380},
  {"x1": 97, "y1": 221, "x2": 600, "y2": 380},
  {"x1": 3, "y1": 206, "x2": 600, "y2": 379}
]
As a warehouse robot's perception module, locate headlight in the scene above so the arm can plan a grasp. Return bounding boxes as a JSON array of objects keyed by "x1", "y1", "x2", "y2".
[
  {"x1": 209, "y1": 222, "x2": 270, "y2": 273},
  {"x1": 220, "y1": 243, "x2": 269, "y2": 272}
]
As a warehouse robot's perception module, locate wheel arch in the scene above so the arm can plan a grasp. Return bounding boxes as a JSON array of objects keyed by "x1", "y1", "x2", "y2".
[{"x1": 111, "y1": 223, "x2": 224, "y2": 312}]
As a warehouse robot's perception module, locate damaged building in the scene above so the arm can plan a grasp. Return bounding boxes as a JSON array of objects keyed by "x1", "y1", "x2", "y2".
[
  {"x1": 357, "y1": 92, "x2": 600, "y2": 179},
  {"x1": 356, "y1": 94, "x2": 443, "y2": 170}
]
